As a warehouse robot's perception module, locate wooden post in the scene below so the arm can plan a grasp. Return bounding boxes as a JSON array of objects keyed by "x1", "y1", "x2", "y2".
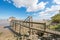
[
  {"x1": 44, "y1": 23, "x2": 46, "y2": 32},
  {"x1": 19, "y1": 21, "x2": 22, "y2": 40},
  {"x1": 29, "y1": 16, "x2": 33, "y2": 35},
  {"x1": 19, "y1": 21, "x2": 21, "y2": 34},
  {"x1": 15, "y1": 22, "x2": 16, "y2": 32},
  {"x1": 14, "y1": 21, "x2": 16, "y2": 37}
]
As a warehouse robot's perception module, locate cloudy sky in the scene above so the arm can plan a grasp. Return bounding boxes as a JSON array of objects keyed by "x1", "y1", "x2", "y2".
[{"x1": 0, "y1": 0, "x2": 60, "y2": 19}]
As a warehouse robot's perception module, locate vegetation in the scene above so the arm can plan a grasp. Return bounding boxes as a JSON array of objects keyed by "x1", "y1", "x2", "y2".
[
  {"x1": 51, "y1": 13, "x2": 60, "y2": 23},
  {"x1": 50, "y1": 11, "x2": 60, "y2": 31},
  {"x1": 0, "y1": 32, "x2": 3, "y2": 36},
  {"x1": 50, "y1": 24, "x2": 60, "y2": 31}
]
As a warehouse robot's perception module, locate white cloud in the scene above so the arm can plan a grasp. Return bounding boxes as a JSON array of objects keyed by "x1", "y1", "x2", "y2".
[
  {"x1": 6, "y1": 0, "x2": 47, "y2": 12},
  {"x1": 53, "y1": 0, "x2": 60, "y2": 4},
  {"x1": 4, "y1": 0, "x2": 11, "y2": 3},
  {"x1": 27, "y1": 2, "x2": 48, "y2": 12},
  {"x1": 38, "y1": 5, "x2": 60, "y2": 19},
  {"x1": 5, "y1": 0, "x2": 60, "y2": 19}
]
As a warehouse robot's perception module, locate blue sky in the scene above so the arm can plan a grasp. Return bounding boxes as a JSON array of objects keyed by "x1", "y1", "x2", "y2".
[{"x1": 0, "y1": 0, "x2": 60, "y2": 19}]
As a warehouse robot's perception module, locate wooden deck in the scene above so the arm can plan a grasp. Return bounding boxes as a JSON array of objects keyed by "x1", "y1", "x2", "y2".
[{"x1": 11, "y1": 20, "x2": 60, "y2": 36}]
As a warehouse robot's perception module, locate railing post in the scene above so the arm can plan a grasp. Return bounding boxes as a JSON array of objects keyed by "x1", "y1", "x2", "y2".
[
  {"x1": 44, "y1": 23, "x2": 46, "y2": 32},
  {"x1": 14, "y1": 21, "x2": 16, "y2": 37}
]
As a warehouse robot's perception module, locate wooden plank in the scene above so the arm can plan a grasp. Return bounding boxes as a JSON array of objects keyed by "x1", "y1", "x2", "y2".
[
  {"x1": 11, "y1": 20, "x2": 60, "y2": 36},
  {"x1": 15, "y1": 22, "x2": 60, "y2": 35},
  {"x1": 13, "y1": 20, "x2": 45, "y2": 25}
]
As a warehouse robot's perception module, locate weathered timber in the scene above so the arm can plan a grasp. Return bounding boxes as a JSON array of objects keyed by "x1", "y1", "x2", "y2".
[{"x1": 11, "y1": 20, "x2": 60, "y2": 36}]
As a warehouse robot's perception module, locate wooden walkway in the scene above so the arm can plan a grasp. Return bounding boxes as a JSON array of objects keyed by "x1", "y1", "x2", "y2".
[{"x1": 10, "y1": 20, "x2": 60, "y2": 36}]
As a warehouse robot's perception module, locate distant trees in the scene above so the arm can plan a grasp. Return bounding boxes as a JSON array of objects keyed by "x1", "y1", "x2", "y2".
[
  {"x1": 51, "y1": 13, "x2": 60, "y2": 23},
  {"x1": 50, "y1": 11, "x2": 60, "y2": 30}
]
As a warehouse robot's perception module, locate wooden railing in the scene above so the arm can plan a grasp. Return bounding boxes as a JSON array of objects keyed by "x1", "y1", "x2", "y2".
[{"x1": 10, "y1": 16, "x2": 60, "y2": 40}]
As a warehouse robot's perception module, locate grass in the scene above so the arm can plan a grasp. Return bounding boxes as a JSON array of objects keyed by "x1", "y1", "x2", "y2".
[
  {"x1": 49, "y1": 24, "x2": 60, "y2": 31},
  {"x1": 0, "y1": 32, "x2": 3, "y2": 36},
  {"x1": 50, "y1": 25, "x2": 58, "y2": 29}
]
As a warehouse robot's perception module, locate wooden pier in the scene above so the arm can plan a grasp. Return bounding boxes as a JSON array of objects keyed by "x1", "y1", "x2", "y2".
[{"x1": 10, "y1": 16, "x2": 60, "y2": 40}]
